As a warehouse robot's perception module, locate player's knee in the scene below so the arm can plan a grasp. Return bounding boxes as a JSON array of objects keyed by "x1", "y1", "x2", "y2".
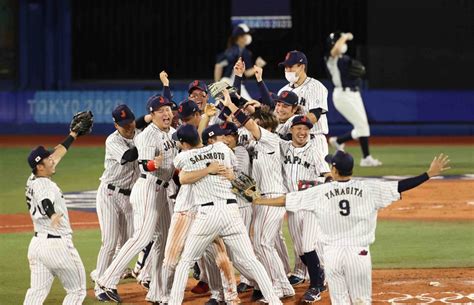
[{"x1": 352, "y1": 126, "x2": 370, "y2": 139}]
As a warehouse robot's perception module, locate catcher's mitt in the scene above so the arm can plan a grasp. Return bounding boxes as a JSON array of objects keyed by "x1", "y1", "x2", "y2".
[
  {"x1": 231, "y1": 172, "x2": 261, "y2": 202},
  {"x1": 208, "y1": 81, "x2": 238, "y2": 100},
  {"x1": 70, "y1": 110, "x2": 94, "y2": 136}
]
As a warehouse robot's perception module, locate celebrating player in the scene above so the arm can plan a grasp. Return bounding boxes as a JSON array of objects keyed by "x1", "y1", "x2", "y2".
[
  {"x1": 325, "y1": 31, "x2": 382, "y2": 167},
  {"x1": 254, "y1": 152, "x2": 450, "y2": 304}
]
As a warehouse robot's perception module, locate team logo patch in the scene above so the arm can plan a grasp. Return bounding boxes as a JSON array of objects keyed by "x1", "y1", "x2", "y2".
[
  {"x1": 281, "y1": 91, "x2": 289, "y2": 98},
  {"x1": 359, "y1": 250, "x2": 368, "y2": 256},
  {"x1": 120, "y1": 110, "x2": 126, "y2": 118},
  {"x1": 209, "y1": 131, "x2": 215, "y2": 137},
  {"x1": 178, "y1": 105, "x2": 183, "y2": 113},
  {"x1": 35, "y1": 156, "x2": 41, "y2": 162},
  {"x1": 159, "y1": 96, "x2": 164, "y2": 104},
  {"x1": 285, "y1": 52, "x2": 291, "y2": 60},
  {"x1": 301, "y1": 116, "x2": 307, "y2": 122},
  {"x1": 192, "y1": 80, "x2": 199, "y2": 87}
]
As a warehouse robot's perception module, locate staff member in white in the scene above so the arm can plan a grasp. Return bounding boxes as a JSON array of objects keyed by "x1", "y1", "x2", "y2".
[
  {"x1": 278, "y1": 50, "x2": 329, "y2": 156},
  {"x1": 254, "y1": 151, "x2": 450, "y2": 305},
  {"x1": 24, "y1": 130, "x2": 86, "y2": 305},
  {"x1": 169, "y1": 123, "x2": 282, "y2": 305},
  {"x1": 325, "y1": 31, "x2": 382, "y2": 167}
]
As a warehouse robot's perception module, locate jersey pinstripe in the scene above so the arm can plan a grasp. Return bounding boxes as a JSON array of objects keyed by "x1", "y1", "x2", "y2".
[
  {"x1": 173, "y1": 184, "x2": 196, "y2": 212},
  {"x1": 286, "y1": 180, "x2": 400, "y2": 246},
  {"x1": 99, "y1": 130, "x2": 141, "y2": 189},
  {"x1": 136, "y1": 123, "x2": 177, "y2": 181},
  {"x1": 280, "y1": 140, "x2": 330, "y2": 192},
  {"x1": 25, "y1": 175, "x2": 72, "y2": 236},
  {"x1": 173, "y1": 142, "x2": 237, "y2": 205},
  {"x1": 233, "y1": 145, "x2": 252, "y2": 207},
  {"x1": 279, "y1": 77, "x2": 329, "y2": 134}
]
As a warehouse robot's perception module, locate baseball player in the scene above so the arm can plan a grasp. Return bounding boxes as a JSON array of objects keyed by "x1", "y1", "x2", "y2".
[
  {"x1": 23, "y1": 113, "x2": 92, "y2": 304},
  {"x1": 220, "y1": 91, "x2": 294, "y2": 302},
  {"x1": 325, "y1": 32, "x2": 382, "y2": 167},
  {"x1": 96, "y1": 95, "x2": 177, "y2": 303},
  {"x1": 92, "y1": 104, "x2": 153, "y2": 300},
  {"x1": 254, "y1": 151, "x2": 450, "y2": 304},
  {"x1": 214, "y1": 23, "x2": 266, "y2": 99},
  {"x1": 169, "y1": 123, "x2": 282, "y2": 305}
]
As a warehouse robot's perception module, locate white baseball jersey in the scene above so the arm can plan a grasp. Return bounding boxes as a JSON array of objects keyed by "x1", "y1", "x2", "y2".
[
  {"x1": 173, "y1": 142, "x2": 237, "y2": 205},
  {"x1": 24, "y1": 174, "x2": 86, "y2": 304},
  {"x1": 233, "y1": 145, "x2": 252, "y2": 207},
  {"x1": 279, "y1": 77, "x2": 329, "y2": 134},
  {"x1": 99, "y1": 129, "x2": 141, "y2": 189},
  {"x1": 275, "y1": 114, "x2": 297, "y2": 140},
  {"x1": 286, "y1": 180, "x2": 400, "y2": 246},
  {"x1": 25, "y1": 175, "x2": 72, "y2": 236},
  {"x1": 136, "y1": 123, "x2": 177, "y2": 181},
  {"x1": 173, "y1": 184, "x2": 196, "y2": 212}
]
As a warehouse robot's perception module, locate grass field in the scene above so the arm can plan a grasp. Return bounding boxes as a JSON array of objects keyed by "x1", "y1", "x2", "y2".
[{"x1": 0, "y1": 144, "x2": 473, "y2": 304}]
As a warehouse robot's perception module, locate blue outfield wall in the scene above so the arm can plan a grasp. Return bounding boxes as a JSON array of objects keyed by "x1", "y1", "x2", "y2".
[{"x1": 0, "y1": 88, "x2": 473, "y2": 136}]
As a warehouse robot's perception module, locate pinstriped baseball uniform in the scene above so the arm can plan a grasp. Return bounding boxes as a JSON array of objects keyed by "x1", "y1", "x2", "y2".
[
  {"x1": 286, "y1": 180, "x2": 400, "y2": 305},
  {"x1": 169, "y1": 142, "x2": 282, "y2": 305},
  {"x1": 97, "y1": 123, "x2": 177, "y2": 301},
  {"x1": 24, "y1": 175, "x2": 86, "y2": 305},
  {"x1": 281, "y1": 140, "x2": 330, "y2": 261},
  {"x1": 241, "y1": 127, "x2": 293, "y2": 297},
  {"x1": 233, "y1": 145, "x2": 252, "y2": 228},
  {"x1": 94, "y1": 129, "x2": 140, "y2": 293}
]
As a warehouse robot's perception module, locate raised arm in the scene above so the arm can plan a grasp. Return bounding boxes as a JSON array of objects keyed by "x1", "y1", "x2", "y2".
[
  {"x1": 330, "y1": 32, "x2": 353, "y2": 58},
  {"x1": 253, "y1": 196, "x2": 286, "y2": 207},
  {"x1": 397, "y1": 154, "x2": 450, "y2": 193},
  {"x1": 160, "y1": 70, "x2": 172, "y2": 101},
  {"x1": 179, "y1": 161, "x2": 226, "y2": 184}
]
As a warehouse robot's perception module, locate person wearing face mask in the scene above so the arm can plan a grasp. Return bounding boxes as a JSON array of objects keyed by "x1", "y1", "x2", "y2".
[
  {"x1": 325, "y1": 31, "x2": 382, "y2": 167},
  {"x1": 214, "y1": 23, "x2": 266, "y2": 100}
]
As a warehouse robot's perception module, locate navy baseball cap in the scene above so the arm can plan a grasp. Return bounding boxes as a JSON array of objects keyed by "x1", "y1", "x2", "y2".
[
  {"x1": 172, "y1": 124, "x2": 199, "y2": 144},
  {"x1": 146, "y1": 95, "x2": 173, "y2": 113},
  {"x1": 220, "y1": 122, "x2": 238, "y2": 135},
  {"x1": 291, "y1": 115, "x2": 313, "y2": 129},
  {"x1": 112, "y1": 104, "x2": 135, "y2": 127},
  {"x1": 202, "y1": 124, "x2": 228, "y2": 145},
  {"x1": 178, "y1": 99, "x2": 200, "y2": 119},
  {"x1": 28, "y1": 146, "x2": 52, "y2": 169},
  {"x1": 278, "y1": 50, "x2": 308, "y2": 67},
  {"x1": 275, "y1": 91, "x2": 299, "y2": 106},
  {"x1": 325, "y1": 151, "x2": 354, "y2": 174},
  {"x1": 232, "y1": 23, "x2": 251, "y2": 37},
  {"x1": 188, "y1": 80, "x2": 208, "y2": 94}
]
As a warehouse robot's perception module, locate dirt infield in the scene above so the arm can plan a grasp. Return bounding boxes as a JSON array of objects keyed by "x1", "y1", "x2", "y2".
[
  {"x1": 1, "y1": 135, "x2": 473, "y2": 147},
  {"x1": 1, "y1": 180, "x2": 473, "y2": 304}
]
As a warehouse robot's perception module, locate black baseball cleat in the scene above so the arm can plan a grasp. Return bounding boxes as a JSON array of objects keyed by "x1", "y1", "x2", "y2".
[
  {"x1": 251, "y1": 289, "x2": 264, "y2": 302},
  {"x1": 237, "y1": 282, "x2": 254, "y2": 293},
  {"x1": 99, "y1": 286, "x2": 122, "y2": 303},
  {"x1": 204, "y1": 298, "x2": 220, "y2": 305},
  {"x1": 302, "y1": 287, "x2": 322, "y2": 303},
  {"x1": 288, "y1": 275, "x2": 305, "y2": 286},
  {"x1": 140, "y1": 280, "x2": 150, "y2": 291}
]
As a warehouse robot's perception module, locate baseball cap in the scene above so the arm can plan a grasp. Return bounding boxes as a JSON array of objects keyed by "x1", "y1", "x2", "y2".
[
  {"x1": 146, "y1": 94, "x2": 173, "y2": 113},
  {"x1": 202, "y1": 124, "x2": 228, "y2": 145},
  {"x1": 188, "y1": 80, "x2": 208, "y2": 94},
  {"x1": 291, "y1": 115, "x2": 313, "y2": 129},
  {"x1": 112, "y1": 104, "x2": 135, "y2": 127},
  {"x1": 172, "y1": 124, "x2": 199, "y2": 144},
  {"x1": 278, "y1": 50, "x2": 308, "y2": 67},
  {"x1": 232, "y1": 23, "x2": 251, "y2": 37},
  {"x1": 27, "y1": 146, "x2": 52, "y2": 169},
  {"x1": 325, "y1": 151, "x2": 354, "y2": 174},
  {"x1": 274, "y1": 91, "x2": 299, "y2": 106},
  {"x1": 220, "y1": 122, "x2": 238, "y2": 135},
  {"x1": 178, "y1": 99, "x2": 200, "y2": 120}
]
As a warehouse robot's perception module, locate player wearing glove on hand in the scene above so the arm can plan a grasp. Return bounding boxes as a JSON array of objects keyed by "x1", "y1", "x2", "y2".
[
  {"x1": 254, "y1": 152, "x2": 450, "y2": 305},
  {"x1": 24, "y1": 110, "x2": 93, "y2": 304}
]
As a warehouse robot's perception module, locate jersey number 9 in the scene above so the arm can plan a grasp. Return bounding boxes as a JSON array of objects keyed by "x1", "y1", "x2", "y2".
[{"x1": 339, "y1": 199, "x2": 350, "y2": 216}]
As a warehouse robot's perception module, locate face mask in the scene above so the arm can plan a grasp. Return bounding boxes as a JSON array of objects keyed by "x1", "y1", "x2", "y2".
[
  {"x1": 285, "y1": 71, "x2": 299, "y2": 84},
  {"x1": 340, "y1": 43, "x2": 348, "y2": 54},
  {"x1": 244, "y1": 34, "x2": 252, "y2": 46}
]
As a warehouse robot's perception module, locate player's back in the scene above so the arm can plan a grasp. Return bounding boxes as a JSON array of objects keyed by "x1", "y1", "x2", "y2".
[{"x1": 174, "y1": 142, "x2": 237, "y2": 205}]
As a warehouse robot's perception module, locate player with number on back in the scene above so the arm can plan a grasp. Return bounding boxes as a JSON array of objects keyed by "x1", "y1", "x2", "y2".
[
  {"x1": 23, "y1": 111, "x2": 93, "y2": 305},
  {"x1": 254, "y1": 151, "x2": 450, "y2": 305}
]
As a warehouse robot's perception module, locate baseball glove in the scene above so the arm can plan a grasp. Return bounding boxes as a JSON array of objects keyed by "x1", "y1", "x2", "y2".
[
  {"x1": 231, "y1": 172, "x2": 261, "y2": 202},
  {"x1": 348, "y1": 59, "x2": 366, "y2": 78},
  {"x1": 208, "y1": 81, "x2": 238, "y2": 100},
  {"x1": 70, "y1": 110, "x2": 94, "y2": 136}
]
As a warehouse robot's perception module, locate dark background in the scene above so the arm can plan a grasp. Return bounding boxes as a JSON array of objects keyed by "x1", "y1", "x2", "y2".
[{"x1": 2, "y1": 0, "x2": 473, "y2": 89}]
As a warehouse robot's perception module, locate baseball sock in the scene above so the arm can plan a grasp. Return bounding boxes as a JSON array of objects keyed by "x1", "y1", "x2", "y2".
[
  {"x1": 359, "y1": 137, "x2": 370, "y2": 158},
  {"x1": 337, "y1": 132, "x2": 353, "y2": 144},
  {"x1": 299, "y1": 255, "x2": 307, "y2": 266},
  {"x1": 304, "y1": 251, "x2": 324, "y2": 289}
]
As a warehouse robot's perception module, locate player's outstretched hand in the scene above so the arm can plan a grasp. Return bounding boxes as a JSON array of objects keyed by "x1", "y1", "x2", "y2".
[
  {"x1": 234, "y1": 57, "x2": 245, "y2": 77},
  {"x1": 207, "y1": 162, "x2": 225, "y2": 175},
  {"x1": 254, "y1": 65, "x2": 263, "y2": 82},
  {"x1": 427, "y1": 153, "x2": 450, "y2": 177},
  {"x1": 221, "y1": 89, "x2": 231, "y2": 107},
  {"x1": 204, "y1": 104, "x2": 217, "y2": 117},
  {"x1": 51, "y1": 213, "x2": 63, "y2": 229},
  {"x1": 255, "y1": 56, "x2": 267, "y2": 68},
  {"x1": 218, "y1": 167, "x2": 235, "y2": 181},
  {"x1": 159, "y1": 70, "x2": 169, "y2": 87}
]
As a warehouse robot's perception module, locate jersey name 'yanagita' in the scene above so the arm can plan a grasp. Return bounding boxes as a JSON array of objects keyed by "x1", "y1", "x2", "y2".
[
  {"x1": 189, "y1": 152, "x2": 225, "y2": 164},
  {"x1": 324, "y1": 187, "x2": 363, "y2": 199}
]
